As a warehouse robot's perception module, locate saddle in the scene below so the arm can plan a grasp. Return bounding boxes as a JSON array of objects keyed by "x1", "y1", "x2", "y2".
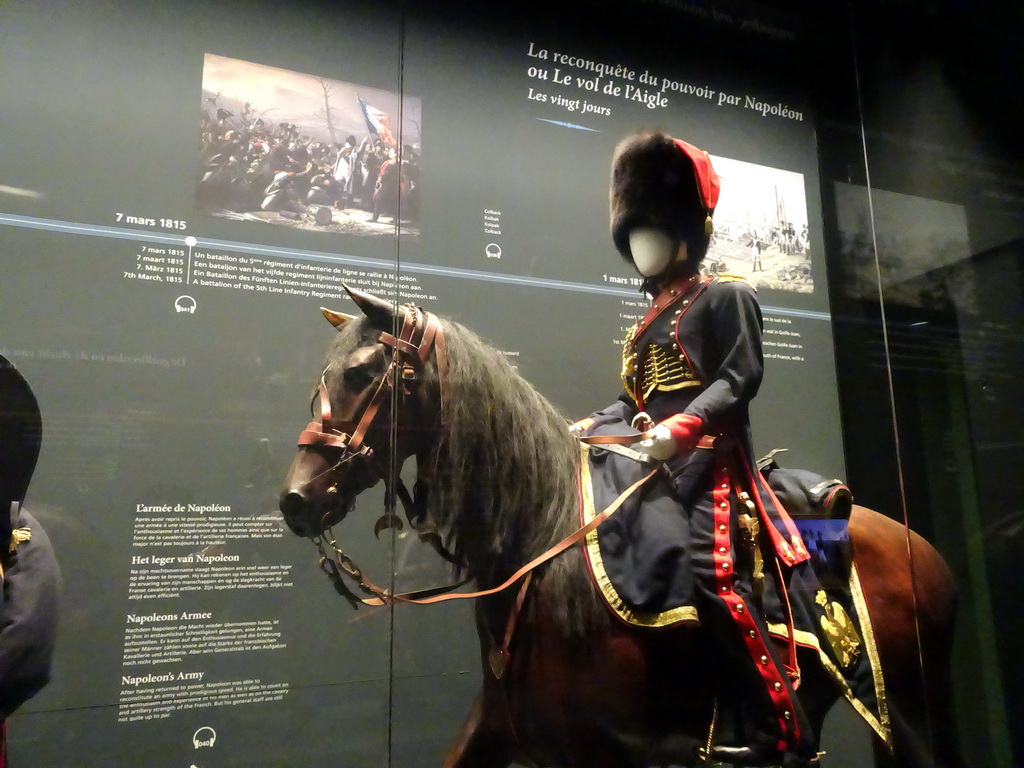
[{"x1": 757, "y1": 450, "x2": 853, "y2": 521}]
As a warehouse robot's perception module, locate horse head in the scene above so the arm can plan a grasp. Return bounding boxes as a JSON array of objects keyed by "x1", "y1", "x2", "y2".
[{"x1": 279, "y1": 286, "x2": 444, "y2": 539}]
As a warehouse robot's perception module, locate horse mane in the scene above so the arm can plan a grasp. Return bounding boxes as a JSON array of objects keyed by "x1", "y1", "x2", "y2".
[
  {"x1": 326, "y1": 314, "x2": 606, "y2": 637},
  {"x1": 430, "y1": 318, "x2": 608, "y2": 636}
]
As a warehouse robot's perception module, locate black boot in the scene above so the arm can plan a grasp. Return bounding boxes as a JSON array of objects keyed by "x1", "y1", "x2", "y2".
[{"x1": 711, "y1": 732, "x2": 819, "y2": 767}]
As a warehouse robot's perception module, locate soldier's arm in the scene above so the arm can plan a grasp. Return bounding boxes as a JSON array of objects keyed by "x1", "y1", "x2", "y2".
[
  {"x1": 681, "y1": 280, "x2": 763, "y2": 432},
  {"x1": 0, "y1": 510, "x2": 61, "y2": 719}
]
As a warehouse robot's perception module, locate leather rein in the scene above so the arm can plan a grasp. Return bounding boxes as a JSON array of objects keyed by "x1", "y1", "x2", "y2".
[{"x1": 296, "y1": 303, "x2": 658, "y2": 612}]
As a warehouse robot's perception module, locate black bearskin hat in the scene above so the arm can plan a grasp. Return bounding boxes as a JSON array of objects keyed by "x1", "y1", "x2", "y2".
[{"x1": 609, "y1": 131, "x2": 720, "y2": 265}]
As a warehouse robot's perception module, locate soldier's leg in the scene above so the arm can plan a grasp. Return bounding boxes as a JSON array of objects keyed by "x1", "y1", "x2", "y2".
[{"x1": 689, "y1": 462, "x2": 817, "y2": 765}]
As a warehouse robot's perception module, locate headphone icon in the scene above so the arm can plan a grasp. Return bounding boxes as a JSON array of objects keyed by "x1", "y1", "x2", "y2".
[
  {"x1": 175, "y1": 295, "x2": 197, "y2": 314},
  {"x1": 193, "y1": 726, "x2": 217, "y2": 748}
]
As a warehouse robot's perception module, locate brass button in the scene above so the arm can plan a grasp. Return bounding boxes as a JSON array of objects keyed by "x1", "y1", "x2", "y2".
[
  {"x1": 719, "y1": 524, "x2": 727, "y2": 533},
  {"x1": 784, "y1": 711, "x2": 792, "y2": 720},
  {"x1": 736, "y1": 604, "x2": 744, "y2": 613},
  {"x1": 719, "y1": 501, "x2": 728, "y2": 509},
  {"x1": 760, "y1": 655, "x2": 769, "y2": 665},
  {"x1": 719, "y1": 546, "x2": 727, "y2": 554},
  {"x1": 720, "y1": 562, "x2": 730, "y2": 572},
  {"x1": 774, "y1": 682, "x2": 783, "y2": 692},
  {"x1": 749, "y1": 630, "x2": 757, "y2": 638}
]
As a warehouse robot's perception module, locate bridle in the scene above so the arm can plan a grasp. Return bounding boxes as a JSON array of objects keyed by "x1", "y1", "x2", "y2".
[
  {"x1": 293, "y1": 302, "x2": 462, "y2": 608},
  {"x1": 298, "y1": 302, "x2": 447, "y2": 480},
  {"x1": 291, "y1": 301, "x2": 659, "y2": 620}
]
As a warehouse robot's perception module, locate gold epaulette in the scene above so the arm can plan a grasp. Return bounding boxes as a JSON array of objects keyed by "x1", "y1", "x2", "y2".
[
  {"x1": 714, "y1": 273, "x2": 757, "y2": 291},
  {"x1": 9, "y1": 527, "x2": 31, "y2": 553},
  {"x1": 0, "y1": 528, "x2": 30, "y2": 581}
]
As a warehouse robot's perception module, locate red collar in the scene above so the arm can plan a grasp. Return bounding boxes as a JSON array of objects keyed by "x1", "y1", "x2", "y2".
[{"x1": 634, "y1": 273, "x2": 705, "y2": 335}]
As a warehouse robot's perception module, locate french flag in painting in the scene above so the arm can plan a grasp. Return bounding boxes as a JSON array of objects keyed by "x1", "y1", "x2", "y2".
[{"x1": 358, "y1": 97, "x2": 397, "y2": 146}]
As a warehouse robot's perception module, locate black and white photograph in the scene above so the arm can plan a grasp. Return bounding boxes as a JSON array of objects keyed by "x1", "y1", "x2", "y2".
[{"x1": 704, "y1": 156, "x2": 813, "y2": 292}]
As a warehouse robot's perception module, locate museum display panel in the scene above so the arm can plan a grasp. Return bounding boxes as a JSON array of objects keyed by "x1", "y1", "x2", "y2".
[{"x1": 1, "y1": 0, "x2": 1018, "y2": 766}]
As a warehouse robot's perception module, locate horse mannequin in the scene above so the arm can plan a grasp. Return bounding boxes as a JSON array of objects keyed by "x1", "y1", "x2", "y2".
[{"x1": 280, "y1": 288, "x2": 963, "y2": 768}]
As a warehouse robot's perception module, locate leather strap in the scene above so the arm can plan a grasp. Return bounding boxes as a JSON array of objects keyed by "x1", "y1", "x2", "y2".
[
  {"x1": 577, "y1": 429, "x2": 656, "y2": 447},
  {"x1": 393, "y1": 478, "x2": 462, "y2": 566},
  {"x1": 304, "y1": 302, "x2": 658, "y2": 611},
  {"x1": 299, "y1": 304, "x2": 444, "y2": 462},
  {"x1": 627, "y1": 273, "x2": 709, "y2": 409},
  {"x1": 578, "y1": 431, "x2": 717, "y2": 450},
  {"x1": 634, "y1": 273, "x2": 706, "y2": 335},
  {"x1": 328, "y1": 465, "x2": 659, "y2": 608},
  {"x1": 488, "y1": 572, "x2": 533, "y2": 680}
]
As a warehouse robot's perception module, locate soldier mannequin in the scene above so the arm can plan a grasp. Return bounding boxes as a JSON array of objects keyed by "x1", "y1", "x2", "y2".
[
  {"x1": 0, "y1": 357, "x2": 61, "y2": 767},
  {"x1": 581, "y1": 132, "x2": 817, "y2": 766}
]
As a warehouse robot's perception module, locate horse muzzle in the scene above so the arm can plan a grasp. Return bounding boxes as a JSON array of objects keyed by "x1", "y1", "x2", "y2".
[
  {"x1": 279, "y1": 447, "x2": 352, "y2": 537},
  {"x1": 279, "y1": 483, "x2": 354, "y2": 537},
  {"x1": 279, "y1": 442, "x2": 385, "y2": 537}
]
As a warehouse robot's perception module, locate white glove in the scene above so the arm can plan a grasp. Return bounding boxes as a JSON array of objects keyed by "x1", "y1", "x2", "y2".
[{"x1": 637, "y1": 424, "x2": 676, "y2": 461}]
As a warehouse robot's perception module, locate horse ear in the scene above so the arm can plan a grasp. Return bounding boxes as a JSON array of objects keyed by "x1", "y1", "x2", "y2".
[
  {"x1": 320, "y1": 306, "x2": 356, "y2": 331},
  {"x1": 343, "y1": 284, "x2": 397, "y2": 328}
]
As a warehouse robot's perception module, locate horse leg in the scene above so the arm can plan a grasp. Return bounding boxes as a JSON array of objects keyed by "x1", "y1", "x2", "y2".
[
  {"x1": 869, "y1": 707, "x2": 953, "y2": 768},
  {"x1": 442, "y1": 689, "x2": 512, "y2": 768}
]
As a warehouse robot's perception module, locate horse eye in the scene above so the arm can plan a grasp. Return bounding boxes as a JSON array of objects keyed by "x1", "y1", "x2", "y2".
[{"x1": 343, "y1": 365, "x2": 376, "y2": 390}]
